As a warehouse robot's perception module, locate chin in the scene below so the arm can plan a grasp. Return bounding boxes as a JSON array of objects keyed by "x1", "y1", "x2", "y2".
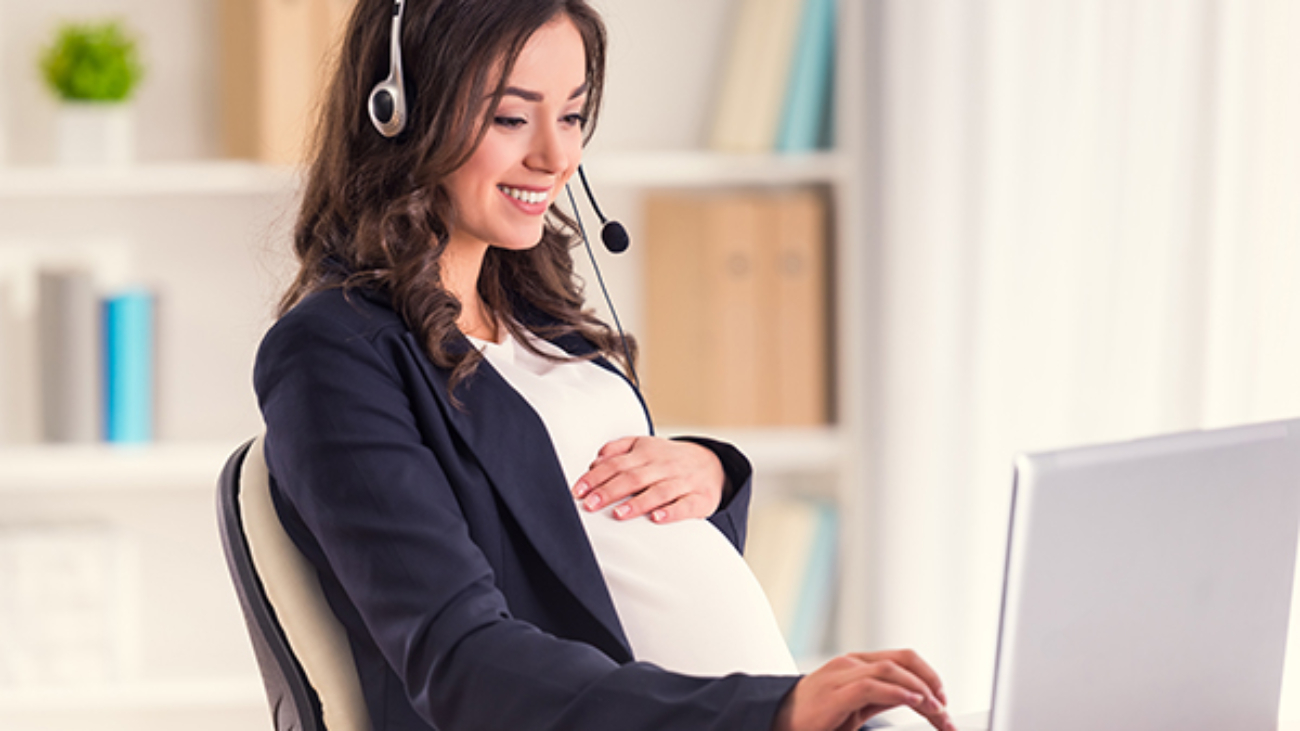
[{"x1": 495, "y1": 228, "x2": 548, "y2": 252}]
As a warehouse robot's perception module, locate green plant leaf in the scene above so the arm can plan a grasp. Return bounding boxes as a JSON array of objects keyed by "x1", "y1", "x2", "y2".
[{"x1": 40, "y1": 20, "x2": 145, "y2": 102}]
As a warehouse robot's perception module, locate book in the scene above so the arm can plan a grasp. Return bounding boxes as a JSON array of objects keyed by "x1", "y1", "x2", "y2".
[
  {"x1": 37, "y1": 268, "x2": 101, "y2": 443},
  {"x1": 643, "y1": 190, "x2": 829, "y2": 427},
  {"x1": 103, "y1": 289, "x2": 155, "y2": 443},
  {"x1": 776, "y1": 0, "x2": 837, "y2": 152},
  {"x1": 784, "y1": 499, "x2": 837, "y2": 658},
  {"x1": 709, "y1": 0, "x2": 807, "y2": 153},
  {"x1": 219, "y1": 0, "x2": 353, "y2": 164},
  {"x1": 0, "y1": 267, "x2": 42, "y2": 444},
  {"x1": 745, "y1": 496, "x2": 838, "y2": 659}
]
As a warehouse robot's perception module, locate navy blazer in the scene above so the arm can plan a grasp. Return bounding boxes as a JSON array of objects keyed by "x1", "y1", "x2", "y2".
[{"x1": 254, "y1": 288, "x2": 799, "y2": 731}]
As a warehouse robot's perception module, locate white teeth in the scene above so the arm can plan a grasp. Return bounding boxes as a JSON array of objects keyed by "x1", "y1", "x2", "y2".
[{"x1": 500, "y1": 186, "x2": 548, "y2": 205}]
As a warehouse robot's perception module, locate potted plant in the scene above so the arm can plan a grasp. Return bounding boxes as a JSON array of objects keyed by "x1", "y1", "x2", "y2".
[{"x1": 39, "y1": 19, "x2": 145, "y2": 166}]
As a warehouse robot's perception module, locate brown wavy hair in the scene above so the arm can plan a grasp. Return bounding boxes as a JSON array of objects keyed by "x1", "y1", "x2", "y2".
[{"x1": 279, "y1": 0, "x2": 633, "y2": 397}]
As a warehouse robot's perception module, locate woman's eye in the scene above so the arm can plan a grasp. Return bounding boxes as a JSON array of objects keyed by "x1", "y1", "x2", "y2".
[
  {"x1": 494, "y1": 116, "x2": 526, "y2": 129},
  {"x1": 562, "y1": 113, "x2": 588, "y2": 128}
]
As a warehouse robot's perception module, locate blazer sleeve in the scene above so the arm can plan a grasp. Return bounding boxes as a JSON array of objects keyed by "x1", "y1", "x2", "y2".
[{"x1": 255, "y1": 309, "x2": 797, "y2": 731}]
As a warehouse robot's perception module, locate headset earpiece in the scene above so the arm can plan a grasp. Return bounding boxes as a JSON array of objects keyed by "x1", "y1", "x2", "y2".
[{"x1": 369, "y1": 0, "x2": 408, "y2": 138}]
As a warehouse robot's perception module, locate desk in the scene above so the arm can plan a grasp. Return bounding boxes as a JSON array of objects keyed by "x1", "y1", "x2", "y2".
[{"x1": 887, "y1": 714, "x2": 1300, "y2": 730}]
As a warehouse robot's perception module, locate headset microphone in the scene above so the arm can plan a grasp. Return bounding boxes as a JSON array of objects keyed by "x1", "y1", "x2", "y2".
[
  {"x1": 577, "y1": 166, "x2": 630, "y2": 253},
  {"x1": 565, "y1": 181, "x2": 651, "y2": 432},
  {"x1": 369, "y1": 0, "x2": 408, "y2": 138}
]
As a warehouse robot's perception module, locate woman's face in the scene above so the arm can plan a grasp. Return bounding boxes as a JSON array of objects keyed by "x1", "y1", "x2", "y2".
[{"x1": 443, "y1": 16, "x2": 588, "y2": 254}]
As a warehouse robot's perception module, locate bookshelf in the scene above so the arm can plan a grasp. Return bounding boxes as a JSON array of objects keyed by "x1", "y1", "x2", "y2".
[{"x1": 0, "y1": 0, "x2": 871, "y2": 727}]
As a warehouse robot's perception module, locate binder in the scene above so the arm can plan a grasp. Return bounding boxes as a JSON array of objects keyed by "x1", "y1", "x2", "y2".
[
  {"x1": 643, "y1": 194, "x2": 710, "y2": 425},
  {"x1": 762, "y1": 190, "x2": 828, "y2": 425},
  {"x1": 219, "y1": 0, "x2": 353, "y2": 164},
  {"x1": 643, "y1": 190, "x2": 829, "y2": 426}
]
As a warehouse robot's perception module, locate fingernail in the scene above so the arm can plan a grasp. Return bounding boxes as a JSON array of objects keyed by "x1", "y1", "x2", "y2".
[
  {"x1": 613, "y1": 504, "x2": 630, "y2": 518},
  {"x1": 573, "y1": 480, "x2": 588, "y2": 498},
  {"x1": 909, "y1": 692, "x2": 925, "y2": 706},
  {"x1": 584, "y1": 494, "x2": 602, "y2": 510},
  {"x1": 651, "y1": 509, "x2": 666, "y2": 522}
]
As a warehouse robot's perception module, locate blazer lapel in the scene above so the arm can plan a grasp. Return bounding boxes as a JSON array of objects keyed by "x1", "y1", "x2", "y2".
[{"x1": 406, "y1": 332, "x2": 634, "y2": 661}]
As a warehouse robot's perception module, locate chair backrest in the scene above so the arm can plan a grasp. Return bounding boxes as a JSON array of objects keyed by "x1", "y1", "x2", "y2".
[{"x1": 217, "y1": 435, "x2": 372, "y2": 731}]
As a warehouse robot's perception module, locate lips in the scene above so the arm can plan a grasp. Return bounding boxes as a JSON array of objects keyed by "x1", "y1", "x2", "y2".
[{"x1": 498, "y1": 185, "x2": 549, "y2": 206}]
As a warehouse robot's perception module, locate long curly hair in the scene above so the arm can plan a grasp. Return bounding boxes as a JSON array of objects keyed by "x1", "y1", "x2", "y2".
[{"x1": 279, "y1": 0, "x2": 632, "y2": 397}]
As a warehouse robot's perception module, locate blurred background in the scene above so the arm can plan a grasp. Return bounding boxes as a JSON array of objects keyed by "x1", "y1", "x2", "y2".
[{"x1": 1, "y1": 0, "x2": 1299, "y2": 728}]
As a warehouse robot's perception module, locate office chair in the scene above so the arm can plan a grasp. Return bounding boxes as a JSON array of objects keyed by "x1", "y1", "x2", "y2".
[{"x1": 217, "y1": 436, "x2": 372, "y2": 731}]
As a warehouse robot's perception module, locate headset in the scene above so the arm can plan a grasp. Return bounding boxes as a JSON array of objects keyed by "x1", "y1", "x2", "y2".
[{"x1": 367, "y1": 1, "x2": 645, "y2": 420}]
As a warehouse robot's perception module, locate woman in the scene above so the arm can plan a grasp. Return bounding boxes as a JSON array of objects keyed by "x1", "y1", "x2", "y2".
[{"x1": 254, "y1": 1, "x2": 954, "y2": 729}]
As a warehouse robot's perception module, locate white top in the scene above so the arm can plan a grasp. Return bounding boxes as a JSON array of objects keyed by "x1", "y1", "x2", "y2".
[{"x1": 472, "y1": 330, "x2": 797, "y2": 676}]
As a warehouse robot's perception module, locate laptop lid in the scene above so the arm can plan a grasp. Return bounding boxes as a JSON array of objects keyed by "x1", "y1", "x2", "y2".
[{"x1": 987, "y1": 419, "x2": 1300, "y2": 731}]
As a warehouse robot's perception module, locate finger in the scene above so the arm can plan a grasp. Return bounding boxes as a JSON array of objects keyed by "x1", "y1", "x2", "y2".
[
  {"x1": 858, "y1": 659, "x2": 953, "y2": 731},
  {"x1": 839, "y1": 675, "x2": 952, "y2": 731},
  {"x1": 594, "y1": 436, "x2": 639, "y2": 461},
  {"x1": 832, "y1": 675, "x2": 924, "y2": 715},
  {"x1": 572, "y1": 452, "x2": 641, "y2": 501},
  {"x1": 581, "y1": 463, "x2": 662, "y2": 512},
  {"x1": 642, "y1": 493, "x2": 708, "y2": 523},
  {"x1": 610, "y1": 480, "x2": 687, "y2": 521},
  {"x1": 852, "y1": 650, "x2": 947, "y2": 705}
]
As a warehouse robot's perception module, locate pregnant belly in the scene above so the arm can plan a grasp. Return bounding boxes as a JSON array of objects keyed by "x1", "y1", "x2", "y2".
[{"x1": 578, "y1": 506, "x2": 798, "y2": 676}]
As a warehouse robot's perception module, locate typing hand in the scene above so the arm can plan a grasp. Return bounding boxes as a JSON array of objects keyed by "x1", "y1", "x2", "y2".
[
  {"x1": 772, "y1": 651, "x2": 956, "y2": 731},
  {"x1": 571, "y1": 436, "x2": 725, "y2": 523}
]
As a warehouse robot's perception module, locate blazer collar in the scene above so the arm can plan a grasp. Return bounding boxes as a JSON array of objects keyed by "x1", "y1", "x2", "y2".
[{"x1": 408, "y1": 328, "x2": 635, "y2": 662}]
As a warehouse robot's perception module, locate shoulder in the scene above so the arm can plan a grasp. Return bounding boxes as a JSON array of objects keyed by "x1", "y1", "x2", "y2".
[
  {"x1": 255, "y1": 287, "x2": 415, "y2": 382},
  {"x1": 272, "y1": 287, "x2": 406, "y2": 342}
]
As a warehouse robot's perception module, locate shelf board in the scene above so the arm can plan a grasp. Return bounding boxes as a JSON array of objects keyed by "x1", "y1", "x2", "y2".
[
  {"x1": 0, "y1": 429, "x2": 837, "y2": 493},
  {"x1": 0, "y1": 441, "x2": 241, "y2": 492},
  {"x1": 579, "y1": 149, "x2": 846, "y2": 187},
  {"x1": 0, "y1": 161, "x2": 300, "y2": 199},
  {"x1": 0, "y1": 677, "x2": 264, "y2": 710},
  {"x1": 0, "y1": 151, "x2": 840, "y2": 199}
]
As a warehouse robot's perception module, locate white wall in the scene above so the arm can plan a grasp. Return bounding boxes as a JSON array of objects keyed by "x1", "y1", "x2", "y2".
[{"x1": 860, "y1": 0, "x2": 1300, "y2": 717}]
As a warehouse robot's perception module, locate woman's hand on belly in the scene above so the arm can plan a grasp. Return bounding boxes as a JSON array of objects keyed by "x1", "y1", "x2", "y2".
[
  {"x1": 571, "y1": 436, "x2": 725, "y2": 523},
  {"x1": 772, "y1": 650, "x2": 956, "y2": 731}
]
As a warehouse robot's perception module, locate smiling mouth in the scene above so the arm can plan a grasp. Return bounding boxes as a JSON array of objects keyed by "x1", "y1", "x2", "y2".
[{"x1": 498, "y1": 185, "x2": 549, "y2": 205}]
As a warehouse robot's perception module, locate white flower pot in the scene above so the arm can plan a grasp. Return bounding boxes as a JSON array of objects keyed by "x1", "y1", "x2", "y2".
[{"x1": 56, "y1": 102, "x2": 135, "y2": 167}]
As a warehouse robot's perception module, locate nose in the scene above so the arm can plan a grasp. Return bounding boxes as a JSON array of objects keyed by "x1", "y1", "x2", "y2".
[{"x1": 525, "y1": 122, "x2": 571, "y2": 175}]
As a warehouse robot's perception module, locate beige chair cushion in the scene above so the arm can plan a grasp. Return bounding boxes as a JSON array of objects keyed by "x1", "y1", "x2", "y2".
[{"x1": 240, "y1": 435, "x2": 372, "y2": 731}]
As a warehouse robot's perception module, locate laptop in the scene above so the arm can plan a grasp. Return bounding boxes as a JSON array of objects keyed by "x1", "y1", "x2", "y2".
[{"x1": 891, "y1": 418, "x2": 1300, "y2": 731}]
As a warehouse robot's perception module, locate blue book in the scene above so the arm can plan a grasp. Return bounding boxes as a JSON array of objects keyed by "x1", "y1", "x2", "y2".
[
  {"x1": 776, "y1": 0, "x2": 837, "y2": 153},
  {"x1": 786, "y1": 501, "x2": 838, "y2": 658},
  {"x1": 104, "y1": 289, "x2": 154, "y2": 443}
]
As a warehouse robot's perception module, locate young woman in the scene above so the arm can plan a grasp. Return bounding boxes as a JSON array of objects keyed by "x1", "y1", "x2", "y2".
[{"x1": 254, "y1": 1, "x2": 954, "y2": 729}]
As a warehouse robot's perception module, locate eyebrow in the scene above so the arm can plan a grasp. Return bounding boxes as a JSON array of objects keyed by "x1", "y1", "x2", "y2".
[{"x1": 502, "y1": 81, "x2": 590, "y2": 102}]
